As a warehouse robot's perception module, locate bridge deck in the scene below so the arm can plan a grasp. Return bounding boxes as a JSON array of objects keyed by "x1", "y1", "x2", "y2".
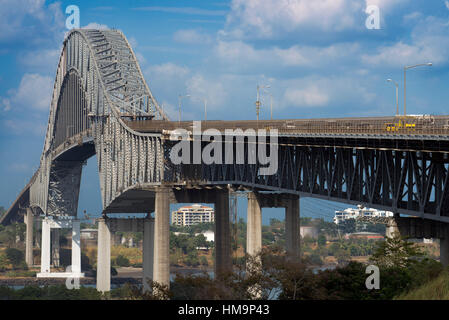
[{"x1": 126, "y1": 115, "x2": 449, "y2": 138}]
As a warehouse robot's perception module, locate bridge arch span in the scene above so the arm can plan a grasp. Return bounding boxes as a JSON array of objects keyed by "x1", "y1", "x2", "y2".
[{"x1": 29, "y1": 29, "x2": 168, "y2": 216}]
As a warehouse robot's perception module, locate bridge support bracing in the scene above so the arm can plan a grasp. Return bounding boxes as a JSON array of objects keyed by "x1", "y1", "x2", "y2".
[
  {"x1": 285, "y1": 195, "x2": 300, "y2": 258},
  {"x1": 153, "y1": 187, "x2": 170, "y2": 287},
  {"x1": 215, "y1": 190, "x2": 232, "y2": 276},
  {"x1": 143, "y1": 217, "x2": 154, "y2": 292},
  {"x1": 97, "y1": 218, "x2": 111, "y2": 292},
  {"x1": 247, "y1": 192, "x2": 262, "y2": 258},
  {"x1": 25, "y1": 208, "x2": 34, "y2": 267},
  {"x1": 51, "y1": 229, "x2": 60, "y2": 267}
]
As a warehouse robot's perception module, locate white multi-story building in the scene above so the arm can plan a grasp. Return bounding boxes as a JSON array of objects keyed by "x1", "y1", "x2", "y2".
[
  {"x1": 334, "y1": 205, "x2": 393, "y2": 224},
  {"x1": 171, "y1": 204, "x2": 214, "y2": 227}
]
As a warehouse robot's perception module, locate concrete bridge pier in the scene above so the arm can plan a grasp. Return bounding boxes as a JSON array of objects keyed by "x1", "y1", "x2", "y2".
[
  {"x1": 143, "y1": 217, "x2": 154, "y2": 292},
  {"x1": 285, "y1": 195, "x2": 300, "y2": 258},
  {"x1": 247, "y1": 192, "x2": 262, "y2": 262},
  {"x1": 25, "y1": 208, "x2": 34, "y2": 267},
  {"x1": 97, "y1": 218, "x2": 111, "y2": 292},
  {"x1": 386, "y1": 217, "x2": 400, "y2": 238},
  {"x1": 215, "y1": 190, "x2": 232, "y2": 277},
  {"x1": 40, "y1": 217, "x2": 51, "y2": 273},
  {"x1": 153, "y1": 187, "x2": 170, "y2": 287},
  {"x1": 71, "y1": 220, "x2": 81, "y2": 274}
]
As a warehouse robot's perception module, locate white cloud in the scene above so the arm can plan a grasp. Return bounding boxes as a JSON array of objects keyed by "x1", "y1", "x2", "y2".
[
  {"x1": 82, "y1": 22, "x2": 109, "y2": 30},
  {"x1": 2, "y1": 73, "x2": 53, "y2": 112},
  {"x1": 2, "y1": 98, "x2": 11, "y2": 112},
  {"x1": 0, "y1": 0, "x2": 65, "y2": 44},
  {"x1": 284, "y1": 86, "x2": 329, "y2": 107},
  {"x1": 221, "y1": 0, "x2": 409, "y2": 40},
  {"x1": 446, "y1": 0, "x2": 449, "y2": 10},
  {"x1": 173, "y1": 29, "x2": 212, "y2": 44},
  {"x1": 223, "y1": 0, "x2": 362, "y2": 39},
  {"x1": 362, "y1": 16, "x2": 449, "y2": 67},
  {"x1": 146, "y1": 63, "x2": 190, "y2": 79},
  {"x1": 17, "y1": 49, "x2": 60, "y2": 72},
  {"x1": 214, "y1": 40, "x2": 360, "y2": 70},
  {"x1": 186, "y1": 74, "x2": 227, "y2": 109}
]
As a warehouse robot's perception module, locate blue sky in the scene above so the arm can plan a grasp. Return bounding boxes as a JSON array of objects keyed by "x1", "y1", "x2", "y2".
[{"x1": 1, "y1": 0, "x2": 449, "y2": 224}]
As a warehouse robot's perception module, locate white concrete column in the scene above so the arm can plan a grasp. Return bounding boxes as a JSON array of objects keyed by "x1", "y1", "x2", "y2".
[
  {"x1": 143, "y1": 218, "x2": 154, "y2": 292},
  {"x1": 25, "y1": 208, "x2": 34, "y2": 267},
  {"x1": 386, "y1": 218, "x2": 400, "y2": 238},
  {"x1": 440, "y1": 224, "x2": 449, "y2": 267},
  {"x1": 97, "y1": 218, "x2": 111, "y2": 292},
  {"x1": 247, "y1": 192, "x2": 262, "y2": 257},
  {"x1": 71, "y1": 220, "x2": 81, "y2": 274},
  {"x1": 40, "y1": 218, "x2": 51, "y2": 273},
  {"x1": 153, "y1": 187, "x2": 170, "y2": 287},
  {"x1": 215, "y1": 190, "x2": 231, "y2": 276},
  {"x1": 285, "y1": 195, "x2": 300, "y2": 258},
  {"x1": 52, "y1": 229, "x2": 60, "y2": 267}
]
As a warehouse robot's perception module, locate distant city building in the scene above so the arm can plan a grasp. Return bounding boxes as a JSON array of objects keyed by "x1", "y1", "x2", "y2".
[
  {"x1": 334, "y1": 205, "x2": 393, "y2": 224},
  {"x1": 80, "y1": 228, "x2": 98, "y2": 240},
  {"x1": 300, "y1": 226, "x2": 318, "y2": 239},
  {"x1": 171, "y1": 204, "x2": 214, "y2": 227},
  {"x1": 345, "y1": 232, "x2": 384, "y2": 240}
]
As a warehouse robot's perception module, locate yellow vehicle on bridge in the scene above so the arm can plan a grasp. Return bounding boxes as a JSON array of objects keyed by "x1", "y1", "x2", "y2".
[{"x1": 385, "y1": 118, "x2": 416, "y2": 132}]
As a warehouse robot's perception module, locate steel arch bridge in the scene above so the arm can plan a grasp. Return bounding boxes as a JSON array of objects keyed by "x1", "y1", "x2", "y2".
[
  {"x1": 3, "y1": 28, "x2": 449, "y2": 290},
  {"x1": 3, "y1": 28, "x2": 449, "y2": 226},
  {"x1": 28, "y1": 29, "x2": 169, "y2": 217}
]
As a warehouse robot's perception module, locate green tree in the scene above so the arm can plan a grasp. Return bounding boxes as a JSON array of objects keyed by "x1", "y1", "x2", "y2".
[
  {"x1": 370, "y1": 233, "x2": 423, "y2": 268},
  {"x1": 193, "y1": 234, "x2": 208, "y2": 249},
  {"x1": 5, "y1": 248, "x2": 25, "y2": 269},
  {"x1": 317, "y1": 234, "x2": 327, "y2": 247},
  {"x1": 114, "y1": 255, "x2": 130, "y2": 267}
]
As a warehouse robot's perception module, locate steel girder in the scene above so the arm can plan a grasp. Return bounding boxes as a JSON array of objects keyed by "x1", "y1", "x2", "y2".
[{"x1": 165, "y1": 138, "x2": 449, "y2": 222}]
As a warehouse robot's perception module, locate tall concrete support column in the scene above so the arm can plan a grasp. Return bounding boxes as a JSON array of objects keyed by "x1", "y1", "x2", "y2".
[
  {"x1": 247, "y1": 192, "x2": 262, "y2": 257},
  {"x1": 40, "y1": 218, "x2": 51, "y2": 273},
  {"x1": 440, "y1": 225, "x2": 449, "y2": 267},
  {"x1": 143, "y1": 217, "x2": 154, "y2": 292},
  {"x1": 215, "y1": 190, "x2": 231, "y2": 276},
  {"x1": 52, "y1": 229, "x2": 60, "y2": 267},
  {"x1": 97, "y1": 218, "x2": 111, "y2": 292},
  {"x1": 153, "y1": 187, "x2": 170, "y2": 287},
  {"x1": 25, "y1": 208, "x2": 34, "y2": 267},
  {"x1": 285, "y1": 196, "x2": 300, "y2": 258},
  {"x1": 71, "y1": 220, "x2": 81, "y2": 274}
]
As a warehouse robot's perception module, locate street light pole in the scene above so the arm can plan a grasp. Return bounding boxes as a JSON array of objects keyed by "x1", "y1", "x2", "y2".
[
  {"x1": 178, "y1": 94, "x2": 190, "y2": 123},
  {"x1": 403, "y1": 62, "x2": 432, "y2": 116},
  {"x1": 255, "y1": 84, "x2": 270, "y2": 121},
  {"x1": 270, "y1": 94, "x2": 273, "y2": 120}
]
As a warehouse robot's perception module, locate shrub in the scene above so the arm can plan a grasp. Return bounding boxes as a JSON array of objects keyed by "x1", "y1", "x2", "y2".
[{"x1": 114, "y1": 255, "x2": 130, "y2": 267}]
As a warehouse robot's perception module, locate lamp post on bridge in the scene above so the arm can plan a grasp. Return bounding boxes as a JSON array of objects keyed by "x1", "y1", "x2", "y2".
[
  {"x1": 255, "y1": 84, "x2": 270, "y2": 121},
  {"x1": 403, "y1": 62, "x2": 432, "y2": 116},
  {"x1": 178, "y1": 94, "x2": 190, "y2": 123},
  {"x1": 387, "y1": 79, "x2": 399, "y2": 116}
]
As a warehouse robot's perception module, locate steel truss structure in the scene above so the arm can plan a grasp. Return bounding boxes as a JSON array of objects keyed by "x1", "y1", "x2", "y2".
[
  {"x1": 29, "y1": 29, "x2": 166, "y2": 216},
  {"x1": 165, "y1": 137, "x2": 449, "y2": 223}
]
